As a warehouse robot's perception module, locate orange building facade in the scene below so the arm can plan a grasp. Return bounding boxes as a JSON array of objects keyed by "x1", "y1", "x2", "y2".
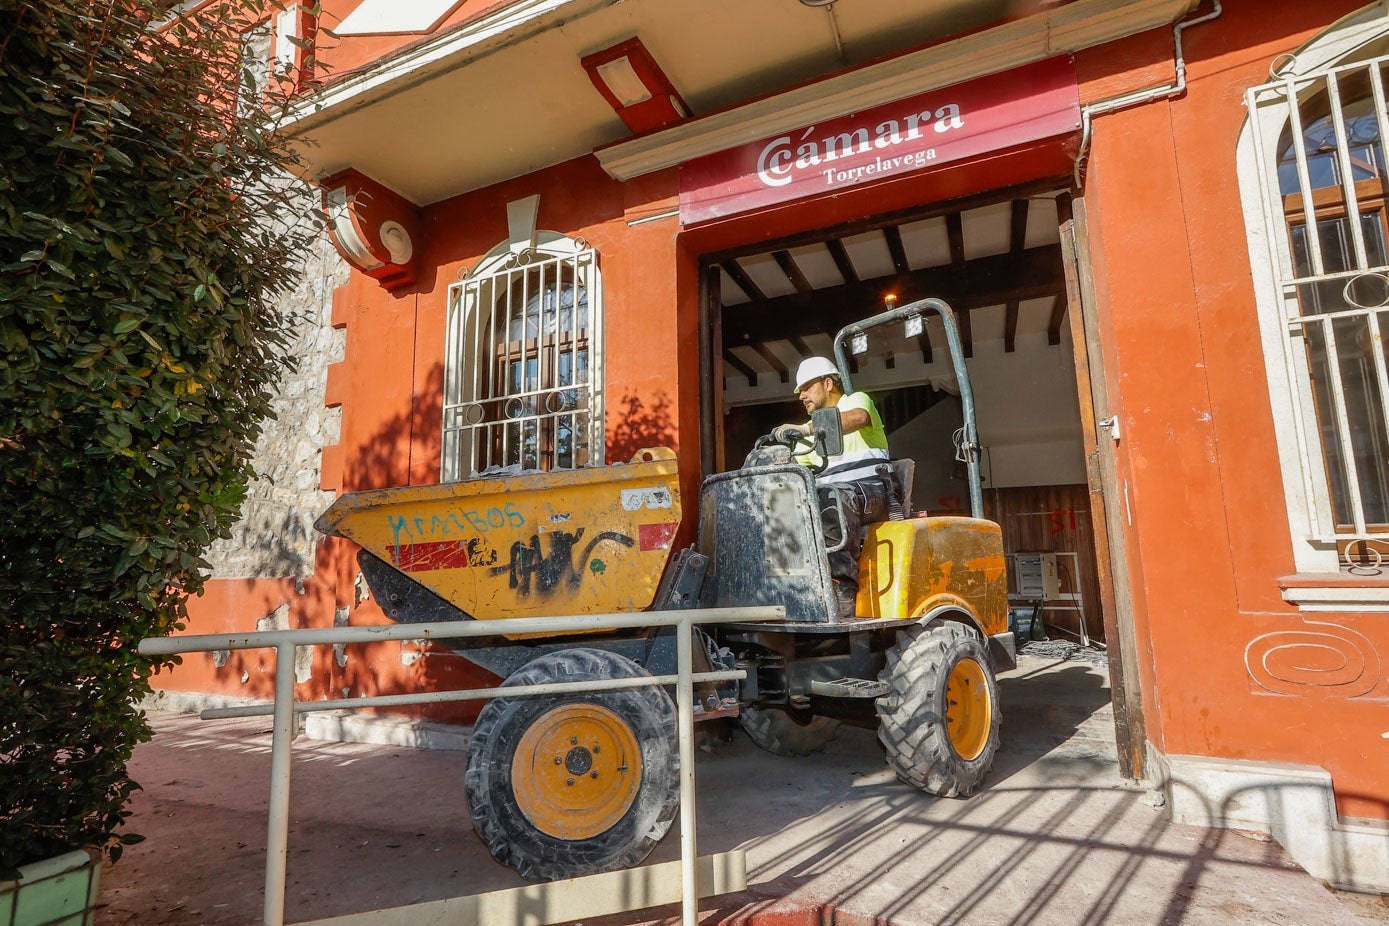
[{"x1": 160, "y1": 0, "x2": 1389, "y2": 889}]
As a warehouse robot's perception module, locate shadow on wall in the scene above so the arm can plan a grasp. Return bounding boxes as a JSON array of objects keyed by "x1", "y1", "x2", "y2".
[
  {"x1": 333, "y1": 361, "x2": 494, "y2": 724},
  {"x1": 343, "y1": 363, "x2": 446, "y2": 492},
  {"x1": 218, "y1": 507, "x2": 320, "y2": 577},
  {"x1": 1161, "y1": 760, "x2": 1389, "y2": 893},
  {"x1": 608, "y1": 391, "x2": 676, "y2": 463}
]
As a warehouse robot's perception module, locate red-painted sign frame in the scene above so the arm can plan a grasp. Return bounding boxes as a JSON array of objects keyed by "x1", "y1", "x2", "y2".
[{"x1": 678, "y1": 56, "x2": 1081, "y2": 225}]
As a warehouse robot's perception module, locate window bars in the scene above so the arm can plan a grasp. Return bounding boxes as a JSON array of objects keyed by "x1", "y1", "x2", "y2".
[
  {"x1": 443, "y1": 241, "x2": 603, "y2": 481},
  {"x1": 1248, "y1": 52, "x2": 1389, "y2": 554}
]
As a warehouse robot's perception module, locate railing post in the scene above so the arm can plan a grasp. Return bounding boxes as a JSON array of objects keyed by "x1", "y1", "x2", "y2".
[
  {"x1": 264, "y1": 642, "x2": 297, "y2": 926},
  {"x1": 136, "y1": 607, "x2": 777, "y2": 925},
  {"x1": 675, "y1": 619, "x2": 698, "y2": 926}
]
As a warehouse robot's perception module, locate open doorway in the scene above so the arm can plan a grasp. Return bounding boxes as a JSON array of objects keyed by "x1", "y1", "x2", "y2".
[{"x1": 703, "y1": 185, "x2": 1106, "y2": 648}]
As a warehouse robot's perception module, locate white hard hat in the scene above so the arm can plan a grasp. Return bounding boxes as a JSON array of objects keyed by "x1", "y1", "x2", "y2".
[{"x1": 793, "y1": 356, "x2": 839, "y2": 393}]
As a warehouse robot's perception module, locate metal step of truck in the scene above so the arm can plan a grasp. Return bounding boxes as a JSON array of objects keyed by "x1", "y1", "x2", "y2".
[{"x1": 808, "y1": 677, "x2": 889, "y2": 698}]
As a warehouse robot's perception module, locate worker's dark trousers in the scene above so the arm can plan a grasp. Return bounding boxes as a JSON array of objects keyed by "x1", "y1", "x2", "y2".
[{"x1": 817, "y1": 476, "x2": 891, "y2": 616}]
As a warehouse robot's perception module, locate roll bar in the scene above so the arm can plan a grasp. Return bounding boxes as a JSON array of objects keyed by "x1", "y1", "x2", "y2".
[{"x1": 831, "y1": 298, "x2": 983, "y2": 519}]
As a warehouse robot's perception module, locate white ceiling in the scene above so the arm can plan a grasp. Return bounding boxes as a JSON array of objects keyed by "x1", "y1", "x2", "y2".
[{"x1": 719, "y1": 194, "x2": 1069, "y2": 405}]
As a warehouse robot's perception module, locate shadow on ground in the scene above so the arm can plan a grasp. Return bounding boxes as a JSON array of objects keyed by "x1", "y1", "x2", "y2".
[{"x1": 98, "y1": 655, "x2": 1382, "y2": 925}]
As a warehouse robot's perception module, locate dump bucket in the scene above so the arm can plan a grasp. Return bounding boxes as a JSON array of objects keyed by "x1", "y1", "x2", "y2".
[{"x1": 315, "y1": 449, "x2": 683, "y2": 623}]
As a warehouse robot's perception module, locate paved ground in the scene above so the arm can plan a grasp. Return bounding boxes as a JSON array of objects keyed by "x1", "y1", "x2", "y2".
[{"x1": 97, "y1": 651, "x2": 1389, "y2": 925}]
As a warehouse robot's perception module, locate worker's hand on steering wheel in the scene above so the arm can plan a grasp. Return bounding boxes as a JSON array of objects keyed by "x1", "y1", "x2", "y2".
[{"x1": 771, "y1": 423, "x2": 809, "y2": 447}]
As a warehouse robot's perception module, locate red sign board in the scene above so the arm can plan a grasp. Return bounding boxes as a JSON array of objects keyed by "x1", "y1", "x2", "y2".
[{"x1": 679, "y1": 56, "x2": 1080, "y2": 224}]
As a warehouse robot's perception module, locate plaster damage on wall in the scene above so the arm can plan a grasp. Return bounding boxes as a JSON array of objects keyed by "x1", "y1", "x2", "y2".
[
  {"x1": 333, "y1": 607, "x2": 350, "y2": 668},
  {"x1": 257, "y1": 602, "x2": 315, "y2": 683},
  {"x1": 206, "y1": 208, "x2": 349, "y2": 580}
]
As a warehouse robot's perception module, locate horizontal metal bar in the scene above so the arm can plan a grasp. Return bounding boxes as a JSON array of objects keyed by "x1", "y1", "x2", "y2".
[
  {"x1": 1283, "y1": 307, "x2": 1389, "y2": 326},
  {"x1": 200, "y1": 669, "x2": 747, "y2": 719},
  {"x1": 137, "y1": 606, "x2": 785, "y2": 656},
  {"x1": 291, "y1": 851, "x2": 747, "y2": 926},
  {"x1": 1311, "y1": 531, "x2": 1389, "y2": 543}
]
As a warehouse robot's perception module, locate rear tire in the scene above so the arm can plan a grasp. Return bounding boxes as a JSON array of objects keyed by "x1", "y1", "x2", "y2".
[
  {"x1": 464, "y1": 648, "x2": 678, "y2": 882},
  {"x1": 739, "y1": 703, "x2": 840, "y2": 756},
  {"x1": 876, "y1": 621, "x2": 1000, "y2": 797}
]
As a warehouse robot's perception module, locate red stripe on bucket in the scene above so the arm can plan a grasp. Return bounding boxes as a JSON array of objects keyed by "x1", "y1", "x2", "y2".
[
  {"x1": 391, "y1": 541, "x2": 473, "y2": 572},
  {"x1": 639, "y1": 522, "x2": 679, "y2": 551}
]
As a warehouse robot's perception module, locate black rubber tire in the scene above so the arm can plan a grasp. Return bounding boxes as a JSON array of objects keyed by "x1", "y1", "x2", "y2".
[
  {"x1": 464, "y1": 648, "x2": 679, "y2": 882},
  {"x1": 876, "y1": 621, "x2": 1001, "y2": 797},
  {"x1": 739, "y1": 703, "x2": 841, "y2": 756}
]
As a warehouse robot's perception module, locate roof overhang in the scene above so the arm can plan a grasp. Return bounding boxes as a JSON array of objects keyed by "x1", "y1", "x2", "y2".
[
  {"x1": 278, "y1": 0, "x2": 1199, "y2": 206},
  {"x1": 596, "y1": 0, "x2": 1200, "y2": 181}
]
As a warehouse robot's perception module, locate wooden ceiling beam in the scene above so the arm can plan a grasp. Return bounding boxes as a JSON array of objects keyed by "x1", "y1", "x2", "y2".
[
  {"x1": 721, "y1": 244, "x2": 1064, "y2": 345},
  {"x1": 701, "y1": 176, "x2": 1069, "y2": 264},
  {"x1": 722, "y1": 349, "x2": 758, "y2": 386},
  {"x1": 883, "y1": 225, "x2": 911, "y2": 276},
  {"x1": 915, "y1": 331, "x2": 933, "y2": 366},
  {"x1": 826, "y1": 237, "x2": 858, "y2": 285},
  {"x1": 772, "y1": 250, "x2": 813, "y2": 294},
  {"x1": 749, "y1": 341, "x2": 790, "y2": 383},
  {"x1": 946, "y1": 212, "x2": 966, "y2": 267},
  {"x1": 721, "y1": 260, "x2": 765, "y2": 302},
  {"x1": 958, "y1": 305, "x2": 973, "y2": 359},
  {"x1": 1011, "y1": 198, "x2": 1030, "y2": 253},
  {"x1": 1004, "y1": 299, "x2": 1019, "y2": 353},
  {"x1": 1047, "y1": 293, "x2": 1068, "y2": 346}
]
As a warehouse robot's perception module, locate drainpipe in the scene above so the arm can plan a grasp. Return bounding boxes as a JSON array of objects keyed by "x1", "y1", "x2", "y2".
[
  {"x1": 799, "y1": 0, "x2": 846, "y2": 65},
  {"x1": 1073, "y1": 1, "x2": 1224, "y2": 185}
]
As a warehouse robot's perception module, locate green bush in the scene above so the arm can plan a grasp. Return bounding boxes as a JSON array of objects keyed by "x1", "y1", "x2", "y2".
[{"x1": 0, "y1": 0, "x2": 317, "y2": 872}]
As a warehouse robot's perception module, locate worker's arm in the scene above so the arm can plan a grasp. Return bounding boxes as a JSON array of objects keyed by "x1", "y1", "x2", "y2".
[
  {"x1": 776, "y1": 399, "x2": 871, "y2": 441},
  {"x1": 838, "y1": 407, "x2": 870, "y2": 433}
]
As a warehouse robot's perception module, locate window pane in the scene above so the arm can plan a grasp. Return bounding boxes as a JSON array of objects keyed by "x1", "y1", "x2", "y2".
[
  {"x1": 1277, "y1": 89, "x2": 1386, "y2": 196},
  {"x1": 446, "y1": 245, "x2": 599, "y2": 479},
  {"x1": 1290, "y1": 212, "x2": 1388, "y2": 313},
  {"x1": 1335, "y1": 315, "x2": 1389, "y2": 524},
  {"x1": 1303, "y1": 316, "x2": 1389, "y2": 527},
  {"x1": 509, "y1": 276, "x2": 588, "y2": 341}
]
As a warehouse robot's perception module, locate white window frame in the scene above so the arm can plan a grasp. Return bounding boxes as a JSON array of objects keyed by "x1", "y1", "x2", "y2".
[
  {"x1": 1239, "y1": 3, "x2": 1389, "y2": 578},
  {"x1": 441, "y1": 233, "x2": 604, "y2": 482}
]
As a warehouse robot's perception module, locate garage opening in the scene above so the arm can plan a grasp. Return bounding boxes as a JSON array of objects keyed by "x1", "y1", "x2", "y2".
[{"x1": 704, "y1": 188, "x2": 1105, "y2": 648}]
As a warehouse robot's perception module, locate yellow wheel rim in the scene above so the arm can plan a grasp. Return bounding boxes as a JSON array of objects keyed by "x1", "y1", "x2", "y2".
[
  {"x1": 512, "y1": 703, "x2": 643, "y2": 839},
  {"x1": 945, "y1": 657, "x2": 991, "y2": 761}
]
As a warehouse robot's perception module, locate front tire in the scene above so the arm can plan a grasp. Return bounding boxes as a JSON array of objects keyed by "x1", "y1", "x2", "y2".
[
  {"x1": 464, "y1": 648, "x2": 679, "y2": 882},
  {"x1": 739, "y1": 703, "x2": 840, "y2": 756},
  {"x1": 876, "y1": 621, "x2": 1001, "y2": 797}
]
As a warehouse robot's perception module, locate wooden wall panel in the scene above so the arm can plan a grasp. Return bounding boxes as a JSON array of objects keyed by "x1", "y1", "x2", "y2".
[{"x1": 985, "y1": 484, "x2": 1104, "y2": 644}]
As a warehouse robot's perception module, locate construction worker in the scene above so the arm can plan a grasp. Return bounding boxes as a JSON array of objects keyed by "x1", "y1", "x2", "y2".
[{"x1": 774, "y1": 356, "x2": 891, "y2": 619}]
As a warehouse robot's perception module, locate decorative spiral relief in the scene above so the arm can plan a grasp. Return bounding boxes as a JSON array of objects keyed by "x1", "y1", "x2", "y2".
[{"x1": 1245, "y1": 623, "x2": 1382, "y2": 699}]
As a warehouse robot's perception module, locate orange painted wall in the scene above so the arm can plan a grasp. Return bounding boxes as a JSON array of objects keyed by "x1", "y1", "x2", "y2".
[
  {"x1": 311, "y1": 1, "x2": 513, "y2": 82},
  {"x1": 156, "y1": 84, "x2": 1080, "y2": 722},
  {"x1": 158, "y1": 0, "x2": 1389, "y2": 823},
  {"x1": 158, "y1": 155, "x2": 695, "y2": 721},
  {"x1": 1076, "y1": 0, "x2": 1389, "y2": 820}
]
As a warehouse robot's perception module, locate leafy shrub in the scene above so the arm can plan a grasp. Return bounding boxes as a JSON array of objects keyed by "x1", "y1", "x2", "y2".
[{"x1": 0, "y1": 0, "x2": 316, "y2": 872}]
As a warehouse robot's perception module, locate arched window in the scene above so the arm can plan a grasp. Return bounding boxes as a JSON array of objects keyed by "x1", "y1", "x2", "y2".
[
  {"x1": 442, "y1": 235, "x2": 603, "y2": 481},
  {"x1": 1244, "y1": 17, "x2": 1389, "y2": 570}
]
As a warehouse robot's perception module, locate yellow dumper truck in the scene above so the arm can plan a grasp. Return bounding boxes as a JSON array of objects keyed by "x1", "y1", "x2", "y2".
[{"x1": 315, "y1": 299, "x2": 1012, "y2": 882}]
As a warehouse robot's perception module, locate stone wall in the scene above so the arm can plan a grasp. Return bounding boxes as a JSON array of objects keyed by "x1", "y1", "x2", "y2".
[{"x1": 204, "y1": 216, "x2": 348, "y2": 579}]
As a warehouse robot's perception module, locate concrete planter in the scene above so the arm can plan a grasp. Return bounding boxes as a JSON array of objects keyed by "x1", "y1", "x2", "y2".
[{"x1": 0, "y1": 850, "x2": 101, "y2": 926}]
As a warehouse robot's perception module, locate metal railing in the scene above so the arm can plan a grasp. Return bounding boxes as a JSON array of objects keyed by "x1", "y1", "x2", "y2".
[{"x1": 138, "y1": 606, "x2": 775, "y2": 926}]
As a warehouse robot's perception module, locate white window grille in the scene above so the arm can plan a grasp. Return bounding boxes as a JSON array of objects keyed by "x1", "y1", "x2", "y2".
[
  {"x1": 442, "y1": 236, "x2": 603, "y2": 481},
  {"x1": 1247, "y1": 48, "x2": 1389, "y2": 565}
]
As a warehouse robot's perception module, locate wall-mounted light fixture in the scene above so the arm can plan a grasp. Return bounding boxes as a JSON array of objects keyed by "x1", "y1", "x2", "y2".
[
  {"x1": 321, "y1": 169, "x2": 422, "y2": 292},
  {"x1": 580, "y1": 37, "x2": 689, "y2": 135}
]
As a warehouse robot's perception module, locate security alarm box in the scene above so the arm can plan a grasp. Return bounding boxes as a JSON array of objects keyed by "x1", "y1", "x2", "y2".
[{"x1": 1013, "y1": 552, "x2": 1060, "y2": 601}]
